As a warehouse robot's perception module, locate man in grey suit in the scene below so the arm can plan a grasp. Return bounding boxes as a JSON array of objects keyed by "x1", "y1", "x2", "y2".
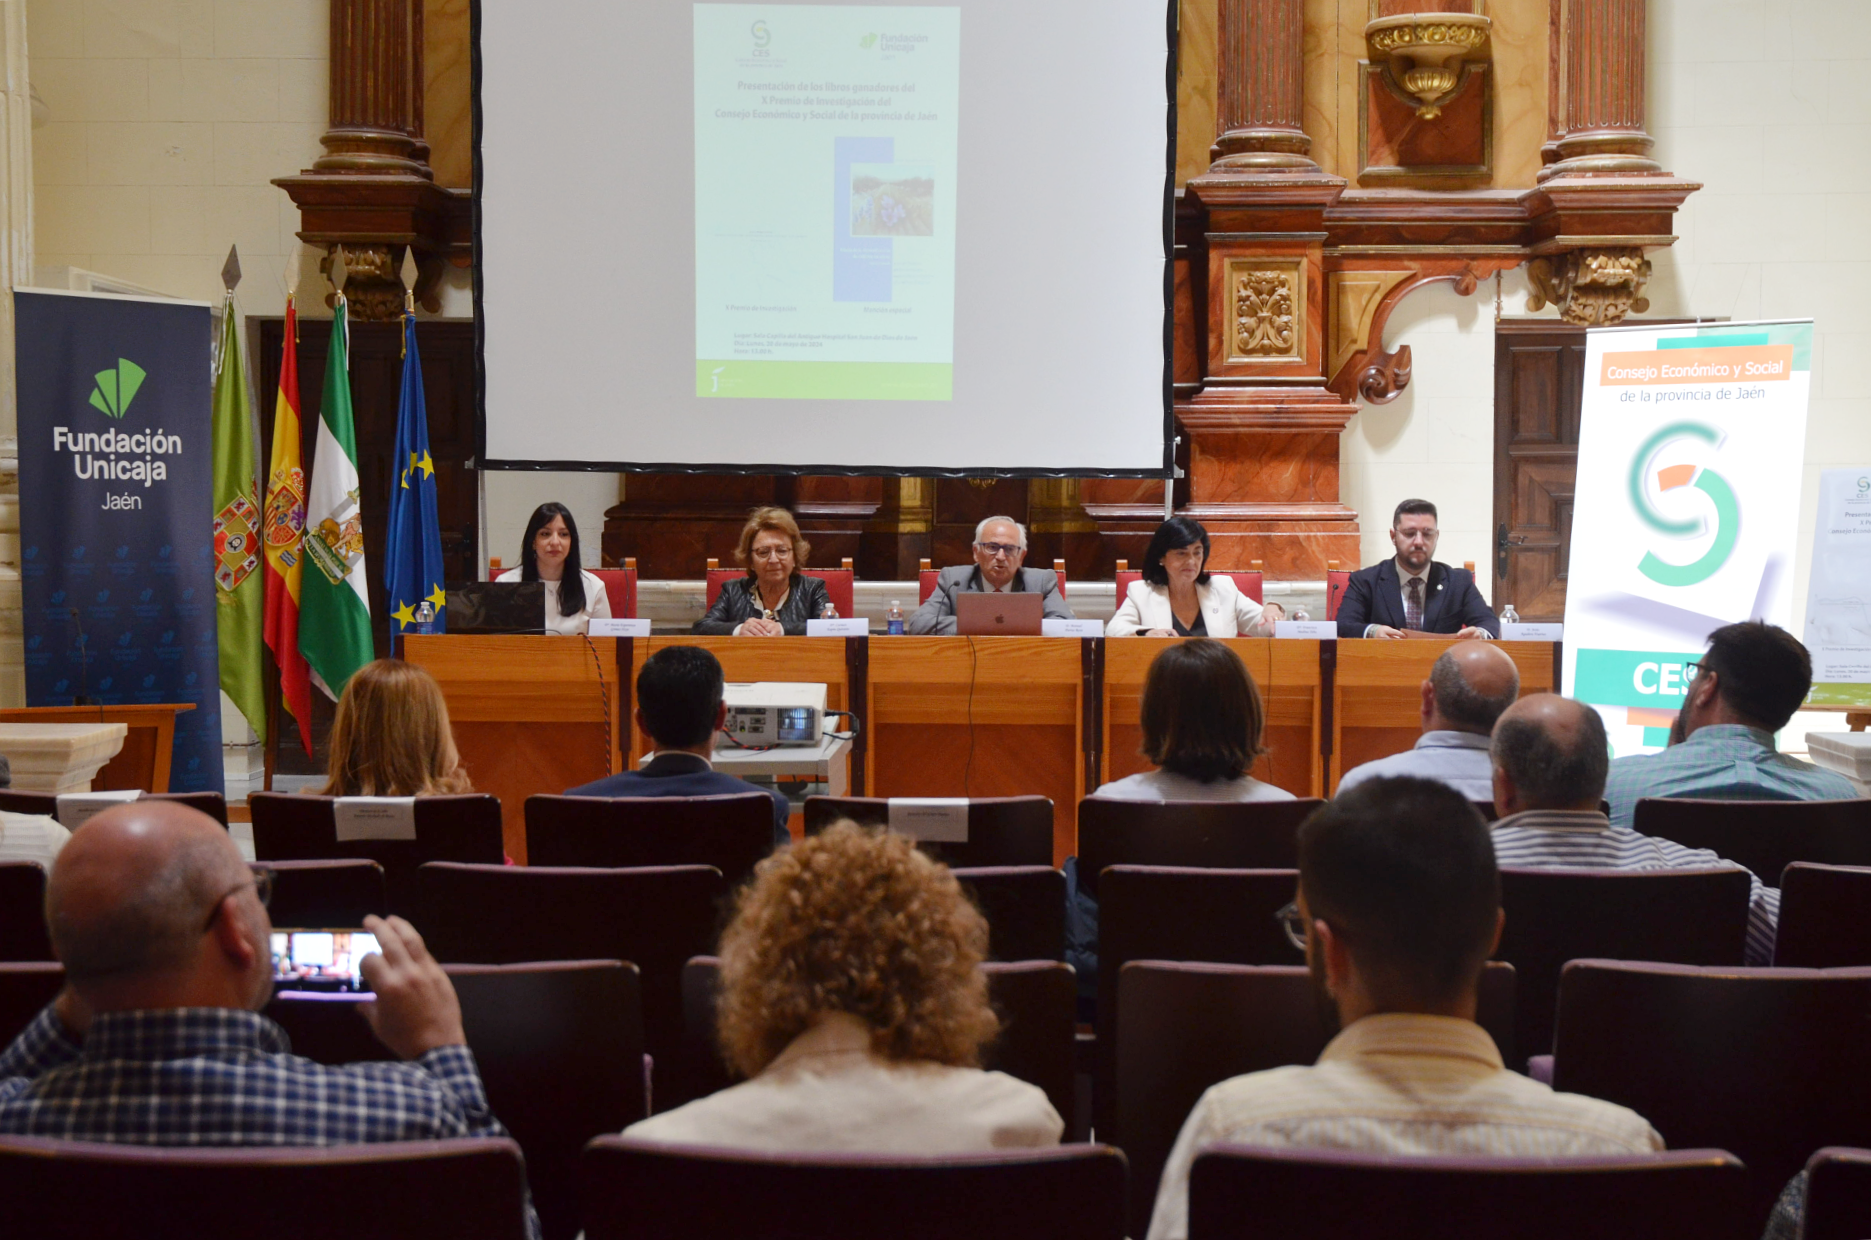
[{"x1": 908, "y1": 516, "x2": 1077, "y2": 635}]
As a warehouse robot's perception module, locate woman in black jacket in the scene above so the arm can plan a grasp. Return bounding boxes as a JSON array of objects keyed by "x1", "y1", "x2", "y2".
[{"x1": 693, "y1": 506, "x2": 831, "y2": 636}]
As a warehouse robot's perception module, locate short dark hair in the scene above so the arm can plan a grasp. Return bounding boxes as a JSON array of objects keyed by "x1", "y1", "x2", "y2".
[
  {"x1": 637, "y1": 646, "x2": 725, "y2": 748},
  {"x1": 1299, "y1": 777, "x2": 1498, "y2": 1010},
  {"x1": 1141, "y1": 517, "x2": 1212, "y2": 588},
  {"x1": 1430, "y1": 648, "x2": 1519, "y2": 732},
  {"x1": 1392, "y1": 499, "x2": 1438, "y2": 528},
  {"x1": 1140, "y1": 639, "x2": 1265, "y2": 783},
  {"x1": 1491, "y1": 701, "x2": 1610, "y2": 808},
  {"x1": 1698, "y1": 621, "x2": 1812, "y2": 732}
]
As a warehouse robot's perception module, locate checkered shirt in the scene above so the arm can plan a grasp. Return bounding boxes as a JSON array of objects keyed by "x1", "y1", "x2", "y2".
[{"x1": 1605, "y1": 724, "x2": 1858, "y2": 829}]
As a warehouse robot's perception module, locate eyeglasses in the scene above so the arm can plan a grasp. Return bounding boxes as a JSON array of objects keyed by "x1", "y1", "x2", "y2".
[
  {"x1": 974, "y1": 541, "x2": 1023, "y2": 558},
  {"x1": 750, "y1": 545, "x2": 793, "y2": 561},
  {"x1": 1276, "y1": 901, "x2": 1308, "y2": 953},
  {"x1": 202, "y1": 868, "x2": 273, "y2": 933}
]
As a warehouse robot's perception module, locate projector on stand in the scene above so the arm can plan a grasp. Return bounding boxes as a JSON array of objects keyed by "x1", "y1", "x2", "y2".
[{"x1": 721, "y1": 682, "x2": 827, "y2": 747}]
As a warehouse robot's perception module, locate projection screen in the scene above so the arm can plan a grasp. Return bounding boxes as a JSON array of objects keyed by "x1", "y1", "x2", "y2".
[{"x1": 475, "y1": 0, "x2": 1173, "y2": 474}]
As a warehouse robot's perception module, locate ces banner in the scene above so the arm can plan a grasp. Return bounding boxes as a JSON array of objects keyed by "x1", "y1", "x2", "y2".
[
  {"x1": 15, "y1": 289, "x2": 224, "y2": 792},
  {"x1": 1564, "y1": 319, "x2": 1813, "y2": 757}
]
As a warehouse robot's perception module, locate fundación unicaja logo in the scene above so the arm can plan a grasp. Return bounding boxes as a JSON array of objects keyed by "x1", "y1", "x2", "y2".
[
  {"x1": 1628, "y1": 421, "x2": 1739, "y2": 588},
  {"x1": 88, "y1": 359, "x2": 146, "y2": 419},
  {"x1": 859, "y1": 32, "x2": 878, "y2": 48}
]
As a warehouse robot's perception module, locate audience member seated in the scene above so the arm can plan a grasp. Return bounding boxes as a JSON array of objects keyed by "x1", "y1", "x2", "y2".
[
  {"x1": 693, "y1": 506, "x2": 830, "y2": 636},
  {"x1": 1490, "y1": 693, "x2": 1780, "y2": 965},
  {"x1": 0, "y1": 801, "x2": 538, "y2": 1237},
  {"x1": 317, "y1": 659, "x2": 474, "y2": 797},
  {"x1": 1605, "y1": 621, "x2": 1855, "y2": 827},
  {"x1": 907, "y1": 516, "x2": 1075, "y2": 635},
  {"x1": 1333, "y1": 499, "x2": 1500, "y2": 639},
  {"x1": 0, "y1": 810, "x2": 70, "y2": 871},
  {"x1": 623, "y1": 821, "x2": 1062, "y2": 1151},
  {"x1": 564, "y1": 645, "x2": 789, "y2": 848},
  {"x1": 495, "y1": 501, "x2": 611, "y2": 636},
  {"x1": 1145, "y1": 777, "x2": 1661, "y2": 1240},
  {"x1": 1106, "y1": 517, "x2": 1283, "y2": 637},
  {"x1": 1334, "y1": 642, "x2": 1520, "y2": 801}
]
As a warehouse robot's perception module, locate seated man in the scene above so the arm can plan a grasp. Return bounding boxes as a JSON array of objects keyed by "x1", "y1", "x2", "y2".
[
  {"x1": 1335, "y1": 499, "x2": 1499, "y2": 639},
  {"x1": 1491, "y1": 693, "x2": 1780, "y2": 965},
  {"x1": 566, "y1": 645, "x2": 790, "y2": 848},
  {"x1": 907, "y1": 516, "x2": 1075, "y2": 635},
  {"x1": 1335, "y1": 641, "x2": 1519, "y2": 801},
  {"x1": 0, "y1": 801, "x2": 538, "y2": 1238},
  {"x1": 1605, "y1": 621, "x2": 1855, "y2": 827},
  {"x1": 1146, "y1": 778, "x2": 1661, "y2": 1240}
]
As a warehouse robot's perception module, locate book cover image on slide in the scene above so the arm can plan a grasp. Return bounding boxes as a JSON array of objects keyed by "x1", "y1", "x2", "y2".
[{"x1": 693, "y1": 4, "x2": 960, "y2": 401}]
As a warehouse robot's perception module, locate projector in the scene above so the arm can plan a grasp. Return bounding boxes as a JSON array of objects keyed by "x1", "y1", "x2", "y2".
[{"x1": 721, "y1": 682, "x2": 827, "y2": 747}]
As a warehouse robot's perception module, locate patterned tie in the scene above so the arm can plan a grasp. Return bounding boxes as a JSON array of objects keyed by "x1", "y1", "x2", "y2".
[{"x1": 1405, "y1": 576, "x2": 1424, "y2": 631}]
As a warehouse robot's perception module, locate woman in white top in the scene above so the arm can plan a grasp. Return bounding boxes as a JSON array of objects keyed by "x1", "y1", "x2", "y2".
[
  {"x1": 496, "y1": 502, "x2": 611, "y2": 635},
  {"x1": 1107, "y1": 516, "x2": 1284, "y2": 638},
  {"x1": 624, "y1": 821, "x2": 1062, "y2": 1153}
]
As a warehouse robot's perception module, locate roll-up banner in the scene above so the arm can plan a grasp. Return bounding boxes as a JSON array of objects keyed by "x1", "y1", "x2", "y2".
[
  {"x1": 15, "y1": 289, "x2": 224, "y2": 792},
  {"x1": 1563, "y1": 319, "x2": 1813, "y2": 757}
]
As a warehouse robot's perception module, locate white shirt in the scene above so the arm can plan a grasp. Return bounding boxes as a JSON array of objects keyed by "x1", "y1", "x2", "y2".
[
  {"x1": 623, "y1": 1011, "x2": 1062, "y2": 1153},
  {"x1": 495, "y1": 567, "x2": 611, "y2": 636},
  {"x1": 0, "y1": 812, "x2": 69, "y2": 871},
  {"x1": 1106, "y1": 577, "x2": 1269, "y2": 638},
  {"x1": 1093, "y1": 769, "x2": 1296, "y2": 803},
  {"x1": 1146, "y1": 1013, "x2": 1663, "y2": 1240},
  {"x1": 1335, "y1": 730, "x2": 1495, "y2": 801}
]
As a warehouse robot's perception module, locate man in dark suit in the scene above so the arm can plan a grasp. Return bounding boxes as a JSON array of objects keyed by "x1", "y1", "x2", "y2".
[
  {"x1": 907, "y1": 515, "x2": 1076, "y2": 635},
  {"x1": 1335, "y1": 499, "x2": 1500, "y2": 640},
  {"x1": 564, "y1": 645, "x2": 790, "y2": 848}
]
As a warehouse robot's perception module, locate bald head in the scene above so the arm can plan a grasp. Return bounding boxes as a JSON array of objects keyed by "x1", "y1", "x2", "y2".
[
  {"x1": 1491, "y1": 693, "x2": 1610, "y2": 811},
  {"x1": 1426, "y1": 641, "x2": 1521, "y2": 735}
]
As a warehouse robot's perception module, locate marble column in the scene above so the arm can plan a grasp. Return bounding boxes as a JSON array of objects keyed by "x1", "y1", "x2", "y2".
[
  {"x1": 1208, "y1": 0, "x2": 1318, "y2": 171},
  {"x1": 316, "y1": 0, "x2": 432, "y2": 177},
  {"x1": 0, "y1": 1, "x2": 33, "y2": 707},
  {"x1": 1541, "y1": 0, "x2": 1662, "y2": 178}
]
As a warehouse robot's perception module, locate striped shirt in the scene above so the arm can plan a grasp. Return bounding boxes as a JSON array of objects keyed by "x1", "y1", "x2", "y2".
[
  {"x1": 1145, "y1": 1013, "x2": 1662, "y2": 1240},
  {"x1": 1605, "y1": 724, "x2": 1858, "y2": 829},
  {"x1": 1336, "y1": 731, "x2": 1496, "y2": 802},
  {"x1": 1490, "y1": 808, "x2": 1779, "y2": 965}
]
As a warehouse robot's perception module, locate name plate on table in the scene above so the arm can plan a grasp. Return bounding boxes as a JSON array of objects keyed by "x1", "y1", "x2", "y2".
[
  {"x1": 807, "y1": 618, "x2": 870, "y2": 637},
  {"x1": 334, "y1": 797, "x2": 418, "y2": 842},
  {"x1": 587, "y1": 618, "x2": 650, "y2": 638},
  {"x1": 1275, "y1": 621, "x2": 1337, "y2": 639},
  {"x1": 887, "y1": 797, "x2": 969, "y2": 843},
  {"x1": 1502, "y1": 623, "x2": 1563, "y2": 641},
  {"x1": 1042, "y1": 619, "x2": 1104, "y2": 638}
]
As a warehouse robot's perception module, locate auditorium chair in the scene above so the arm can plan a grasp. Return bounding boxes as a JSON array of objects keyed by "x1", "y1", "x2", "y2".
[
  {"x1": 1114, "y1": 558, "x2": 1264, "y2": 603},
  {"x1": 1118, "y1": 959, "x2": 1517, "y2": 1240},
  {"x1": 0, "y1": 1134, "x2": 532, "y2": 1240},
  {"x1": 255, "y1": 858, "x2": 387, "y2": 928},
  {"x1": 1551, "y1": 960, "x2": 1871, "y2": 1228},
  {"x1": 803, "y1": 794, "x2": 1053, "y2": 867},
  {"x1": 916, "y1": 557, "x2": 1069, "y2": 605},
  {"x1": 589, "y1": 557, "x2": 638, "y2": 618},
  {"x1": 1634, "y1": 797, "x2": 1871, "y2": 887},
  {"x1": 417, "y1": 861, "x2": 726, "y2": 1113},
  {"x1": 1075, "y1": 797, "x2": 1324, "y2": 896},
  {"x1": 248, "y1": 792, "x2": 503, "y2": 917},
  {"x1": 1495, "y1": 866, "x2": 1750, "y2": 1058},
  {"x1": 1775, "y1": 863, "x2": 1871, "y2": 967},
  {"x1": 0, "y1": 962, "x2": 63, "y2": 1043},
  {"x1": 524, "y1": 793, "x2": 774, "y2": 889},
  {"x1": 706, "y1": 556, "x2": 855, "y2": 618},
  {"x1": 580, "y1": 1137, "x2": 1126, "y2": 1240},
  {"x1": 951, "y1": 866, "x2": 1067, "y2": 962},
  {"x1": 1471, "y1": 799, "x2": 1500, "y2": 822},
  {"x1": 0, "y1": 791, "x2": 52, "y2": 816},
  {"x1": 271, "y1": 960, "x2": 646, "y2": 1240},
  {"x1": 0, "y1": 862, "x2": 51, "y2": 960},
  {"x1": 0, "y1": 789, "x2": 229, "y2": 825},
  {"x1": 1186, "y1": 1146, "x2": 1750, "y2": 1240},
  {"x1": 1801, "y1": 1147, "x2": 1871, "y2": 1240}
]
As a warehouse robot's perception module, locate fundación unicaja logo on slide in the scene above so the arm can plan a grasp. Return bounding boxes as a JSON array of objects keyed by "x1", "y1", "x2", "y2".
[{"x1": 1627, "y1": 421, "x2": 1739, "y2": 589}]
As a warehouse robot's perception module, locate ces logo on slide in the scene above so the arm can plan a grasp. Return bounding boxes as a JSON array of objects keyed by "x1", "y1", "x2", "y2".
[
  {"x1": 750, "y1": 20, "x2": 770, "y2": 54},
  {"x1": 1627, "y1": 421, "x2": 1739, "y2": 588}
]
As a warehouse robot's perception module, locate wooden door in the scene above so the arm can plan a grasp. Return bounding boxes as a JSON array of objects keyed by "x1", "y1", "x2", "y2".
[{"x1": 1492, "y1": 322, "x2": 1587, "y2": 621}]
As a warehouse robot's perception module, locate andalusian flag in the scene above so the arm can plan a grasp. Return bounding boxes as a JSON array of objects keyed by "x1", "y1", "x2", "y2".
[
  {"x1": 211, "y1": 290, "x2": 266, "y2": 741},
  {"x1": 264, "y1": 296, "x2": 313, "y2": 753},
  {"x1": 298, "y1": 295, "x2": 375, "y2": 698},
  {"x1": 384, "y1": 309, "x2": 447, "y2": 645}
]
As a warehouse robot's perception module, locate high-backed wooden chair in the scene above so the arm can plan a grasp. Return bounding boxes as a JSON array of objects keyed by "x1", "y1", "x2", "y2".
[
  {"x1": 706, "y1": 557, "x2": 855, "y2": 617},
  {"x1": 0, "y1": 863, "x2": 50, "y2": 961},
  {"x1": 803, "y1": 795, "x2": 1053, "y2": 867},
  {"x1": 1775, "y1": 863, "x2": 1871, "y2": 967},
  {"x1": 524, "y1": 793, "x2": 774, "y2": 890},
  {"x1": 257, "y1": 859, "x2": 387, "y2": 928},
  {"x1": 248, "y1": 792, "x2": 504, "y2": 918},
  {"x1": 1075, "y1": 797, "x2": 1324, "y2": 896},
  {"x1": 1325, "y1": 560, "x2": 1351, "y2": 621},
  {"x1": 952, "y1": 866, "x2": 1067, "y2": 962},
  {"x1": 590, "y1": 558, "x2": 638, "y2": 618},
  {"x1": 1633, "y1": 797, "x2": 1871, "y2": 887},
  {"x1": 1113, "y1": 559, "x2": 1264, "y2": 603}
]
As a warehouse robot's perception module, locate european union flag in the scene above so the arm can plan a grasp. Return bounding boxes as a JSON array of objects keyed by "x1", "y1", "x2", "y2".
[{"x1": 384, "y1": 309, "x2": 446, "y2": 647}]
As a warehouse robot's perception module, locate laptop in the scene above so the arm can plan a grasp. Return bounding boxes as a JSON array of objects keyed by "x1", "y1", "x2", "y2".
[
  {"x1": 954, "y1": 590, "x2": 1044, "y2": 636},
  {"x1": 444, "y1": 581, "x2": 546, "y2": 634}
]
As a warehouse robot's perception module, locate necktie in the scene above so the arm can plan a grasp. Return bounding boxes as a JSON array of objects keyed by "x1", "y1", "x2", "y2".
[{"x1": 1405, "y1": 577, "x2": 1424, "y2": 630}]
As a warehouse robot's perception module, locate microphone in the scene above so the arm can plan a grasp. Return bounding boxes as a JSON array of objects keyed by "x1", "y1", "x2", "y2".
[{"x1": 69, "y1": 607, "x2": 95, "y2": 706}]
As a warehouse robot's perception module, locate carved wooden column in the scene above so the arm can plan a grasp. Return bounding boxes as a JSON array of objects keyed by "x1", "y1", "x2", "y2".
[
  {"x1": 316, "y1": 0, "x2": 431, "y2": 176},
  {"x1": 1210, "y1": 0, "x2": 1317, "y2": 172},
  {"x1": 1541, "y1": 0, "x2": 1661, "y2": 179}
]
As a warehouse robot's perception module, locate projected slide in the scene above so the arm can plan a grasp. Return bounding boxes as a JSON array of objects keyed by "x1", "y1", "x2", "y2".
[{"x1": 693, "y1": 5, "x2": 960, "y2": 401}]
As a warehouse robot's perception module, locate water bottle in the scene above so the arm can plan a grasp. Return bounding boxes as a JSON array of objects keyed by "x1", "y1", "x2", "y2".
[
  {"x1": 1291, "y1": 609, "x2": 1309, "y2": 623},
  {"x1": 887, "y1": 600, "x2": 906, "y2": 635},
  {"x1": 820, "y1": 601, "x2": 838, "y2": 620},
  {"x1": 414, "y1": 599, "x2": 435, "y2": 633},
  {"x1": 1501, "y1": 604, "x2": 1520, "y2": 625}
]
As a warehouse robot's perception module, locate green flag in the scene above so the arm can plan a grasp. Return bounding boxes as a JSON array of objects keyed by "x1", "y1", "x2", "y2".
[
  {"x1": 211, "y1": 292, "x2": 266, "y2": 742},
  {"x1": 298, "y1": 296, "x2": 375, "y2": 698}
]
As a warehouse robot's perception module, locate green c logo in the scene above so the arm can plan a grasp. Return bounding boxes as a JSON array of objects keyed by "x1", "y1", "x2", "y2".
[{"x1": 1628, "y1": 421, "x2": 1739, "y2": 587}]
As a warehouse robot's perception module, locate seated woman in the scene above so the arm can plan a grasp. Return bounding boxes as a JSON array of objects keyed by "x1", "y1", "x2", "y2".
[
  {"x1": 497, "y1": 502, "x2": 611, "y2": 635},
  {"x1": 693, "y1": 506, "x2": 830, "y2": 636},
  {"x1": 318, "y1": 659, "x2": 474, "y2": 797},
  {"x1": 1106, "y1": 516, "x2": 1283, "y2": 637},
  {"x1": 623, "y1": 820, "x2": 1063, "y2": 1151}
]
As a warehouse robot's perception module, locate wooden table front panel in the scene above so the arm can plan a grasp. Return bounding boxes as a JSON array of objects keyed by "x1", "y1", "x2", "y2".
[{"x1": 866, "y1": 638, "x2": 1083, "y2": 865}]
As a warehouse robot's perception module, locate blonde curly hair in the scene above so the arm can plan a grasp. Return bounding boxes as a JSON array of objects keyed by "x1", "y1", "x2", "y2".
[{"x1": 716, "y1": 821, "x2": 1000, "y2": 1078}]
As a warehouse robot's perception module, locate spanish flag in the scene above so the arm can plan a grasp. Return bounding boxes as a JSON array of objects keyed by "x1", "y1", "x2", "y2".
[{"x1": 263, "y1": 296, "x2": 313, "y2": 754}]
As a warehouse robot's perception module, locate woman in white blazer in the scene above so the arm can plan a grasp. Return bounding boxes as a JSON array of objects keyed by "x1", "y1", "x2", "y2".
[{"x1": 1106, "y1": 517, "x2": 1284, "y2": 637}]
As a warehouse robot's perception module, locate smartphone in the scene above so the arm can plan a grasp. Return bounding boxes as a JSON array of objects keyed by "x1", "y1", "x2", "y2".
[{"x1": 270, "y1": 929, "x2": 380, "y2": 994}]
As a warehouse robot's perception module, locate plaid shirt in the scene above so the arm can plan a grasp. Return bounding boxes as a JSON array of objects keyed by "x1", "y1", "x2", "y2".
[
  {"x1": 1605, "y1": 724, "x2": 1858, "y2": 829},
  {"x1": 0, "y1": 1005, "x2": 537, "y2": 1237}
]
